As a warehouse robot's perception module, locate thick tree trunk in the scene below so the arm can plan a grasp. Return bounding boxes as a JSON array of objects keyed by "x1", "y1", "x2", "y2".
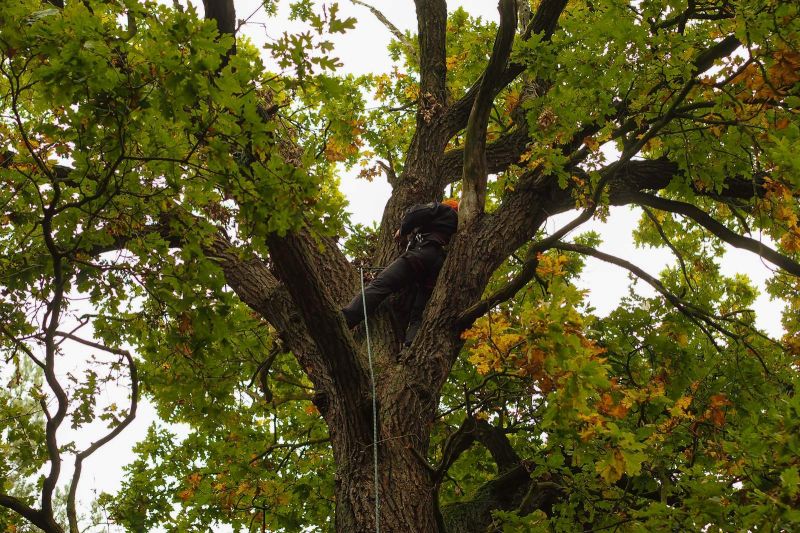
[
  {"x1": 328, "y1": 367, "x2": 441, "y2": 532},
  {"x1": 333, "y1": 438, "x2": 440, "y2": 532}
]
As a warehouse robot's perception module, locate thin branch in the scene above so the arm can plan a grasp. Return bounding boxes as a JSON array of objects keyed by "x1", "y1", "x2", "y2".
[
  {"x1": 249, "y1": 437, "x2": 330, "y2": 465},
  {"x1": 0, "y1": 323, "x2": 45, "y2": 369},
  {"x1": 551, "y1": 241, "x2": 780, "y2": 376},
  {"x1": 350, "y1": 0, "x2": 415, "y2": 59},
  {"x1": 553, "y1": 241, "x2": 702, "y2": 313},
  {"x1": 640, "y1": 206, "x2": 697, "y2": 292},
  {"x1": 57, "y1": 333, "x2": 138, "y2": 533},
  {"x1": 443, "y1": 0, "x2": 568, "y2": 137},
  {"x1": 630, "y1": 192, "x2": 800, "y2": 277}
]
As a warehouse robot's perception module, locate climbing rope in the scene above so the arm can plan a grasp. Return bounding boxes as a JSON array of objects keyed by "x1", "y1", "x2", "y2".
[{"x1": 359, "y1": 266, "x2": 380, "y2": 532}]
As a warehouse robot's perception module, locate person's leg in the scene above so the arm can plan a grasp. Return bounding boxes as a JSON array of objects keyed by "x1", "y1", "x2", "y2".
[
  {"x1": 341, "y1": 256, "x2": 414, "y2": 327},
  {"x1": 404, "y1": 283, "x2": 432, "y2": 346},
  {"x1": 403, "y1": 244, "x2": 445, "y2": 345}
]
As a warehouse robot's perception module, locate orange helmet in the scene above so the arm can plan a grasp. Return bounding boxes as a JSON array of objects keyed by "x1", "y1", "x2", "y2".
[{"x1": 442, "y1": 198, "x2": 459, "y2": 211}]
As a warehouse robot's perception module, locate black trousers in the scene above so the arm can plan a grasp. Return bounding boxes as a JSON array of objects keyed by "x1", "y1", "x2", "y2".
[{"x1": 342, "y1": 242, "x2": 445, "y2": 344}]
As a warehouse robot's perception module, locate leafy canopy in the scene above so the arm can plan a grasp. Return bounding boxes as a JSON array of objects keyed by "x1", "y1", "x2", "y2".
[{"x1": 2, "y1": 0, "x2": 800, "y2": 531}]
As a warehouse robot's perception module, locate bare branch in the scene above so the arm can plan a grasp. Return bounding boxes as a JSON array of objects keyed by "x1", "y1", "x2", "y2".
[{"x1": 350, "y1": 0, "x2": 415, "y2": 59}]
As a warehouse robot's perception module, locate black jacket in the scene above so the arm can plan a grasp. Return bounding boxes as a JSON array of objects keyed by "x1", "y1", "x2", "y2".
[{"x1": 399, "y1": 202, "x2": 458, "y2": 245}]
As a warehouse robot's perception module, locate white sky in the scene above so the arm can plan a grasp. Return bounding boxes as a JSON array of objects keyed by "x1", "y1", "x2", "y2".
[{"x1": 34, "y1": 0, "x2": 786, "y2": 529}]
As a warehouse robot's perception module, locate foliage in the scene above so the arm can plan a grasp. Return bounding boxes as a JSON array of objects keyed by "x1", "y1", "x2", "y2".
[{"x1": 1, "y1": 0, "x2": 800, "y2": 531}]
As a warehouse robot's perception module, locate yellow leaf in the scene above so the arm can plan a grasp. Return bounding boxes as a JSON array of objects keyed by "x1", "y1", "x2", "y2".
[
  {"x1": 676, "y1": 333, "x2": 689, "y2": 347},
  {"x1": 670, "y1": 395, "x2": 693, "y2": 418},
  {"x1": 583, "y1": 136, "x2": 599, "y2": 151},
  {"x1": 596, "y1": 448, "x2": 626, "y2": 483}
]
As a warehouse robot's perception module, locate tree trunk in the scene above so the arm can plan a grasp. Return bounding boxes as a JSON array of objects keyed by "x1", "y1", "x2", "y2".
[
  {"x1": 328, "y1": 367, "x2": 442, "y2": 532},
  {"x1": 333, "y1": 439, "x2": 440, "y2": 532}
]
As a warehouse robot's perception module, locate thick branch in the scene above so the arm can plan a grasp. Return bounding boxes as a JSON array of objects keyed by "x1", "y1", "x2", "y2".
[
  {"x1": 460, "y1": 0, "x2": 518, "y2": 223},
  {"x1": 40, "y1": 191, "x2": 69, "y2": 521},
  {"x1": 444, "y1": 0, "x2": 568, "y2": 137},
  {"x1": 436, "y1": 416, "x2": 520, "y2": 481},
  {"x1": 414, "y1": 0, "x2": 448, "y2": 105},
  {"x1": 202, "y1": 0, "x2": 236, "y2": 36},
  {"x1": 630, "y1": 192, "x2": 800, "y2": 277},
  {"x1": 0, "y1": 495, "x2": 56, "y2": 533},
  {"x1": 693, "y1": 35, "x2": 740, "y2": 75},
  {"x1": 457, "y1": 158, "x2": 768, "y2": 328},
  {"x1": 440, "y1": 126, "x2": 530, "y2": 188},
  {"x1": 265, "y1": 232, "x2": 365, "y2": 398},
  {"x1": 440, "y1": 465, "x2": 532, "y2": 532},
  {"x1": 457, "y1": 253, "x2": 540, "y2": 329}
]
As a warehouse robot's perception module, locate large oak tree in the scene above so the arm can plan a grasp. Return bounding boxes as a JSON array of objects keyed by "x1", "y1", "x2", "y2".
[{"x1": 2, "y1": 0, "x2": 800, "y2": 531}]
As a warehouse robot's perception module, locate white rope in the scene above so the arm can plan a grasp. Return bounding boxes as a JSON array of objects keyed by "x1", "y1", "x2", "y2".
[{"x1": 360, "y1": 266, "x2": 380, "y2": 532}]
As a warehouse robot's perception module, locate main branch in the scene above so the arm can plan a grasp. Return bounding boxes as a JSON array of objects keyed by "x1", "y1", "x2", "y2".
[{"x1": 460, "y1": 0, "x2": 518, "y2": 223}]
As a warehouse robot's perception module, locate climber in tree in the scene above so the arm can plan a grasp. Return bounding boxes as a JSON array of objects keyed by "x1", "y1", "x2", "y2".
[{"x1": 342, "y1": 199, "x2": 459, "y2": 345}]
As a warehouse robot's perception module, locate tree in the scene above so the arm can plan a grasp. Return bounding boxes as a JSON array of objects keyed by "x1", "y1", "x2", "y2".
[{"x1": 2, "y1": 0, "x2": 800, "y2": 531}]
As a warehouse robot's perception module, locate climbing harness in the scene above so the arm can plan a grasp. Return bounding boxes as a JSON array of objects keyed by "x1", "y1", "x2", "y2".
[
  {"x1": 360, "y1": 266, "x2": 381, "y2": 532},
  {"x1": 406, "y1": 231, "x2": 425, "y2": 252}
]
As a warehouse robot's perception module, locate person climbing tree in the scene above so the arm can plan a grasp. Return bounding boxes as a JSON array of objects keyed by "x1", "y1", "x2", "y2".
[{"x1": 342, "y1": 199, "x2": 459, "y2": 345}]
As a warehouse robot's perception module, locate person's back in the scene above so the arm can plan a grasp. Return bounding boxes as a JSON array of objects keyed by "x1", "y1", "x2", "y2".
[
  {"x1": 342, "y1": 199, "x2": 459, "y2": 344},
  {"x1": 399, "y1": 200, "x2": 459, "y2": 246}
]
